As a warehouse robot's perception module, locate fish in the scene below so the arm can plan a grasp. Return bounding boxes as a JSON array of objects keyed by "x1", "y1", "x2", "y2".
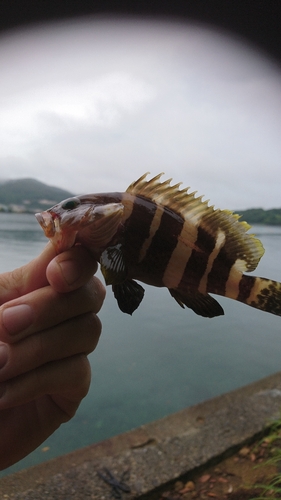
[{"x1": 35, "y1": 173, "x2": 281, "y2": 318}]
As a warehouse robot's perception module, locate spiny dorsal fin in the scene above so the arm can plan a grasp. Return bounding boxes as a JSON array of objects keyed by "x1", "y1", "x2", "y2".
[{"x1": 127, "y1": 173, "x2": 264, "y2": 273}]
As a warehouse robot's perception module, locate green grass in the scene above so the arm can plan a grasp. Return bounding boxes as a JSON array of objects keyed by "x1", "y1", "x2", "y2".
[{"x1": 251, "y1": 417, "x2": 281, "y2": 499}]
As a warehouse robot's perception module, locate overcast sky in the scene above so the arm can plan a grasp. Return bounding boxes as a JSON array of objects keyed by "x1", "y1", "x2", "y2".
[{"x1": 0, "y1": 17, "x2": 281, "y2": 209}]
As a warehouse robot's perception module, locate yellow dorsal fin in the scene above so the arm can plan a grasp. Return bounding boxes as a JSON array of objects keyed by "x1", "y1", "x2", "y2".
[
  {"x1": 127, "y1": 172, "x2": 211, "y2": 222},
  {"x1": 127, "y1": 173, "x2": 264, "y2": 272}
]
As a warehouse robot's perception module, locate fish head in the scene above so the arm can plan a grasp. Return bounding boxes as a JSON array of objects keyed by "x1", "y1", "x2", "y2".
[{"x1": 35, "y1": 196, "x2": 124, "y2": 256}]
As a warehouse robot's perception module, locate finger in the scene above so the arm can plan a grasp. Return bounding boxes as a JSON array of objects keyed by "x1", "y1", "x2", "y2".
[
  {"x1": 0, "y1": 312, "x2": 101, "y2": 381},
  {"x1": 0, "y1": 277, "x2": 105, "y2": 342},
  {"x1": 0, "y1": 355, "x2": 91, "y2": 412},
  {"x1": 0, "y1": 244, "x2": 100, "y2": 305},
  {"x1": 46, "y1": 246, "x2": 99, "y2": 293},
  {"x1": 0, "y1": 244, "x2": 56, "y2": 306}
]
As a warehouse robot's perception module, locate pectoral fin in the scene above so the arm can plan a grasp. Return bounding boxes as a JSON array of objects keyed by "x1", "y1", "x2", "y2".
[
  {"x1": 100, "y1": 245, "x2": 127, "y2": 285},
  {"x1": 112, "y1": 280, "x2": 145, "y2": 315},
  {"x1": 169, "y1": 288, "x2": 224, "y2": 318}
]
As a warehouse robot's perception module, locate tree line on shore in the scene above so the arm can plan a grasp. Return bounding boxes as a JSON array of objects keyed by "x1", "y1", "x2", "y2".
[{"x1": 237, "y1": 208, "x2": 281, "y2": 225}]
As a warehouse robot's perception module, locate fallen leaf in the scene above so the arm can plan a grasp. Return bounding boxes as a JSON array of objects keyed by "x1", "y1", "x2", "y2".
[
  {"x1": 218, "y1": 477, "x2": 228, "y2": 484},
  {"x1": 239, "y1": 446, "x2": 250, "y2": 457},
  {"x1": 200, "y1": 474, "x2": 211, "y2": 483},
  {"x1": 180, "y1": 481, "x2": 195, "y2": 493}
]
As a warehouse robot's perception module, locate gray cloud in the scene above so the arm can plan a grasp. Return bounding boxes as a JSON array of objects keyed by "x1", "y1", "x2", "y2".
[{"x1": 0, "y1": 18, "x2": 281, "y2": 209}]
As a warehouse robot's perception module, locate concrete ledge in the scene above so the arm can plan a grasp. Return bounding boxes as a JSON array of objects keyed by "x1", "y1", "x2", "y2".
[{"x1": 2, "y1": 372, "x2": 281, "y2": 499}]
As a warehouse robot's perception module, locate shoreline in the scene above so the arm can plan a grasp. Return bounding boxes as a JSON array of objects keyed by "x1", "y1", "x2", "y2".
[{"x1": 1, "y1": 371, "x2": 281, "y2": 499}]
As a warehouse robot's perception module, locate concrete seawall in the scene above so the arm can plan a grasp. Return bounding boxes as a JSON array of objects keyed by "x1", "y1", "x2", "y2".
[{"x1": 1, "y1": 371, "x2": 281, "y2": 499}]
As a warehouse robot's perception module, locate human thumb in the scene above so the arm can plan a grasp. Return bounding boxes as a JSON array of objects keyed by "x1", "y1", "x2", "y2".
[{"x1": 46, "y1": 246, "x2": 99, "y2": 293}]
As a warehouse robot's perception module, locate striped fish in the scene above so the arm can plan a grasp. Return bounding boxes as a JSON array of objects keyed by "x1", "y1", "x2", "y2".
[{"x1": 36, "y1": 173, "x2": 281, "y2": 318}]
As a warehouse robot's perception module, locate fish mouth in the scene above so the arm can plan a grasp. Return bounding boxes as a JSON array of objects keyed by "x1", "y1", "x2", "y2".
[{"x1": 35, "y1": 211, "x2": 57, "y2": 238}]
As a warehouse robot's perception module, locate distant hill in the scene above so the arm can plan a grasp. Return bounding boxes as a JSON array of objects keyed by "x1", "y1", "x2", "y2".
[
  {"x1": 0, "y1": 178, "x2": 280, "y2": 224},
  {"x1": 0, "y1": 178, "x2": 73, "y2": 213},
  {"x1": 236, "y1": 208, "x2": 281, "y2": 226}
]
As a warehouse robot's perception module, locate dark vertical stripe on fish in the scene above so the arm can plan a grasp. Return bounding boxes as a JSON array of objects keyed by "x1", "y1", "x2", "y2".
[
  {"x1": 179, "y1": 226, "x2": 217, "y2": 289},
  {"x1": 141, "y1": 206, "x2": 184, "y2": 279},
  {"x1": 207, "y1": 246, "x2": 236, "y2": 295},
  {"x1": 123, "y1": 197, "x2": 158, "y2": 256},
  {"x1": 237, "y1": 274, "x2": 256, "y2": 303}
]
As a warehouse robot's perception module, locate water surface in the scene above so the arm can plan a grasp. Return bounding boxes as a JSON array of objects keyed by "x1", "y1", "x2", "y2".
[{"x1": 0, "y1": 214, "x2": 280, "y2": 476}]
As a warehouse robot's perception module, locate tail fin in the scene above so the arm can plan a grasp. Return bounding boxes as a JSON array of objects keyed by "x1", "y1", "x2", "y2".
[{"x1": 237, "y1": 274, "x2": 281, "y2": 316}]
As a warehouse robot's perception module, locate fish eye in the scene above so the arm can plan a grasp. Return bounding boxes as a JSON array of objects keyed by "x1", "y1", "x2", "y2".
[{"x1": 61, "y1": 198, "x2": 81, "y2": 210}]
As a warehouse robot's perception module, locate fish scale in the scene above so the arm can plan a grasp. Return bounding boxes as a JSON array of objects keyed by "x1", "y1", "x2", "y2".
[{"x1": 36, "y1": 173, "x2": 281, "y2": 318}]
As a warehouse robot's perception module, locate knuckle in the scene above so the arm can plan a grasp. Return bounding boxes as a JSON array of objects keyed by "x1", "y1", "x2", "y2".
[
  {"x1": 87, "y1": 277, "x2": 106, "y2": 313},
  {"x1": 69, "y1": 354, "x2": 91, "y2": 398},
  {"x1": 79, "y1": 313, "x2": 102, "y2": 353},
  {"x1": 0, "y1": 268, "x2": 23, "y2": 304}
]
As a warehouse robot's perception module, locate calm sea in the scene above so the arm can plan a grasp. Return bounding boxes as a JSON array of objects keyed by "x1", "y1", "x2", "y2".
[{"x1": 0, "y1": 213, "x2": 281, "y2": 477}]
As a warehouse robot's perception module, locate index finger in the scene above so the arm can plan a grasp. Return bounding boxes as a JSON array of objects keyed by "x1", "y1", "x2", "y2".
[{"x1": 0, "y1": 244, "x2": 56, "y2": 306}]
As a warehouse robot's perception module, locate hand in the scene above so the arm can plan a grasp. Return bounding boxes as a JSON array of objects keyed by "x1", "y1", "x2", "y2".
[{"x1": 0, "y1": 244, "x2": 105, "y2": 470}]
